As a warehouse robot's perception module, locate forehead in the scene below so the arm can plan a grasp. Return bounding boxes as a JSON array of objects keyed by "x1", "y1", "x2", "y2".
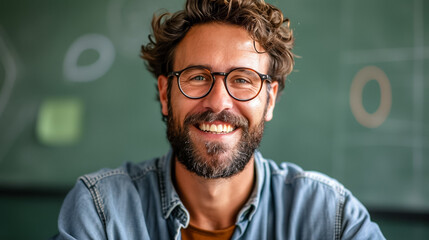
[{"x1": 173, "y1": 23, "x2": 269, "y2": 73}]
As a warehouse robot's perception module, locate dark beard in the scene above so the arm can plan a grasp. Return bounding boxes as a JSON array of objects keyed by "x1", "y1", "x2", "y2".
[{"x1": 166, "y1": 109, "x2": 265, "y2": 179}]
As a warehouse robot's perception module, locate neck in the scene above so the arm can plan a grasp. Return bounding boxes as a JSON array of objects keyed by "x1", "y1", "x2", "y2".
[{"x1": 174, "y1": 157, "x2": 255, "y2": 231}]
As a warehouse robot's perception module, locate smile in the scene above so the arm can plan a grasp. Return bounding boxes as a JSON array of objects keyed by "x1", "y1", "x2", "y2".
[{"x1": 198, "y1": 123, "x2": 235, "y2": 134}]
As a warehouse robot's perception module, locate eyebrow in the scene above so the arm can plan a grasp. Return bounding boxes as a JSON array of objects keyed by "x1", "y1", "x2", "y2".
[
  {"x1": 184, "y1": 64, "x2": 211, "y2": 70},
  {"x1": 182, "y1": 64, "x2": 243, "y2": 73}
]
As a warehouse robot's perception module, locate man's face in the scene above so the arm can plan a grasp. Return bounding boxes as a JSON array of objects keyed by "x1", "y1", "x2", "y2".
[{"x1": 158, "y1": 23, "x2": 278, "y2": 178}]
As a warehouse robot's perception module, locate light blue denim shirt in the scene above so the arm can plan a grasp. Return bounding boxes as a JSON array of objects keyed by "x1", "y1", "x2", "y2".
[{"x1": 53, "y1": 150, "x2": 385, "y2": 239}]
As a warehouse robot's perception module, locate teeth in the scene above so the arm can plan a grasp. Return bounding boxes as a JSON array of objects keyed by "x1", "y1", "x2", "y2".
[
  {"x1": 217, "y1": 124, "x2": 223, "y2": 133},
  {"x1": 199, "y1": 123, "x2": 234, "y2": 134}
]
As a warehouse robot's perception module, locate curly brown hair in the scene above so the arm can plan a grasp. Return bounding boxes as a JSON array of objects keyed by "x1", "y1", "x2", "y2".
[{"x1": 141, "y1": 0, "x2": 294, "y2": 94}]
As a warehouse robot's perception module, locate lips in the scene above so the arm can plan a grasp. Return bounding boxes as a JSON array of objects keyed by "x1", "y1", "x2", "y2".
[
  {"x1": 184, "y1": 110, "x2": 247, "y2": 135},
  {"x1": 198, "y1": 123, "x2": 235, "y2": 134}
]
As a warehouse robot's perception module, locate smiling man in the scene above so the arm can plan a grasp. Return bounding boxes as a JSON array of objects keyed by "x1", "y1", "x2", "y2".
[{"x1": 53, "y1": 0, "x2": 385, "y2": 239}]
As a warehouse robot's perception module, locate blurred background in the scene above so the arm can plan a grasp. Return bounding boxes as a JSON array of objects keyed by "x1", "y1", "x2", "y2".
[{"x1": 0, "y1": 0, "x2": 428, "y2": 239}]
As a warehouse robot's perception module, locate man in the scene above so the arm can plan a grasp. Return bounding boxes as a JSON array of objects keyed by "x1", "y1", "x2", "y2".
[{"x1": 53, "y1": 0, "x2": 385, "y2": 239}]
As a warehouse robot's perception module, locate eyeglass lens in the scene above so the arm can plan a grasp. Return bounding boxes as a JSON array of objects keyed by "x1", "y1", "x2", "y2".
[{"x1": 178, "y1": 67, "x2": 262, "y2": 100}]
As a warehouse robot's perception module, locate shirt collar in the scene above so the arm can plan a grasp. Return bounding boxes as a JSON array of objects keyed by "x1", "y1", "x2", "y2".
[
  {"x1": 159, "y1": 149, "x2": 266, "y2": 225},
  {"x1": 159, "y1": 150, "x2": 190, "y2": 226},
  {"x1": 236, "y1": 150, "x2": 265, "y2": 222}
]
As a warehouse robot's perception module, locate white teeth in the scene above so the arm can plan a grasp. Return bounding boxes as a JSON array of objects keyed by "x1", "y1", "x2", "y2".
[
  {"x1": 199, "y1": 123, "x2": 234, "y2": 134},
  {"x1": 217, "y1": 124, "x2": 223, "y2": 133}
]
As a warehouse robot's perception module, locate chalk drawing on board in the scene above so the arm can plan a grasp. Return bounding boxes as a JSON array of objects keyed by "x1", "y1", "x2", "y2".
[
  {"x1": 107, "y1": 0, "x2": 153, "y2": 58},
  {"x1": 63, "y1": 34, "x2": 115, "y2": 82},
  {"x1": 0, "y1": 26, "x2": 18, "y2": 119},
  {"x1": 350, "y1": 66, "x2": 392, "y2": 128}
]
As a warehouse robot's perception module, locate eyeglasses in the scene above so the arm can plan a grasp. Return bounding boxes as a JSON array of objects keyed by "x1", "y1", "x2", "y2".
[{"x1": 168, "y1": 66, "x2": 272, "y2": 101}]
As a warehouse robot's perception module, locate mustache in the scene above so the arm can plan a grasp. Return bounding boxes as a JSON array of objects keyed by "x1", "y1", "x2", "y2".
[{"x1": 184, "y1": 110, "x2": 249, "y2": 129}]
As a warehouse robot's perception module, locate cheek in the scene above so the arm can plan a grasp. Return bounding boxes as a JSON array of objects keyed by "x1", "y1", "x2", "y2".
[
  {"x1": 240, "y1": 98, "x2": 267, "y2": 124},
  {"x1": 170, "y1": 90, "x2": 201, "y2": 123},
  {"x1": 169, "y1": 94, "x2": 184, "y2": 120}
]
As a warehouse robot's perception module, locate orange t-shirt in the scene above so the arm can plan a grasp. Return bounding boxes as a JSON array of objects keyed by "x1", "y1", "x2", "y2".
[{"x1": 181, "y1": 224, "x2": 236, "y2": 240}]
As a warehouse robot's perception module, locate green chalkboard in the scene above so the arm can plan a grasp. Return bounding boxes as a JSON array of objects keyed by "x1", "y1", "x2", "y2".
[{"x1": 0, "y1": 0, "x2": 428, "y2": 214}]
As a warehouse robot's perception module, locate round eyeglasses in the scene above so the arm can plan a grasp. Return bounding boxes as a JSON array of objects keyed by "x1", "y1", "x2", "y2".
[{"x1": 168, "y1": 66, "x2": 272, "y2": 101}]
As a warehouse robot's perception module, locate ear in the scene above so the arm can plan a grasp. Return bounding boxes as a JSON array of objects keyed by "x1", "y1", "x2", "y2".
[
  {"x1": 264, "y1": 81, "x2": 278, "y2": 122},
  {"x1": 158, "y1": 75, "x2": 169, "y2": 116}
]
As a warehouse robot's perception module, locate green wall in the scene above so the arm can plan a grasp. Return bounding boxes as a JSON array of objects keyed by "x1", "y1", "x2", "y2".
[{"x1": 0, "y1": 0, "x2": 428, "y2": 239}]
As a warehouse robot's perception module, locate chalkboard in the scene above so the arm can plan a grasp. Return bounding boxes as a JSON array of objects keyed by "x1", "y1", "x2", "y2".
[{"x1": 0, "y1": 0, "x2": 428, "y2": 213}]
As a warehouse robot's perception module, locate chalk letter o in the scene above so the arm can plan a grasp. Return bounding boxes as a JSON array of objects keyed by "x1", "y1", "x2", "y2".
[
  {"x1": 350, "y1": 66, "x2": 392, "y2": 128},
  {"x1": 63, "y1": 34, "x2": 115, "y2": 82}
]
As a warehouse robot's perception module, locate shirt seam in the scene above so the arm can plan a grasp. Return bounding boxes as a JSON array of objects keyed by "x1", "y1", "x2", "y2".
[
  {"x1": 285, "y1": 172, "x2": 346, "y2": 195},
  {"x1": 78, "y1": 163, "x2": 159, "y2": 238},
  {"x1": 335, "y1": 192, "x2": 345, "y2": 240},
  {"x1": 81, "y1": 165, "x2": 158, "y2": 187},
  {"x1": 80, "y1": 176, "x2": 108, "y2": 236},
  {"x1": 287, "y1": 171, "x2": 346, "y2": 240}
]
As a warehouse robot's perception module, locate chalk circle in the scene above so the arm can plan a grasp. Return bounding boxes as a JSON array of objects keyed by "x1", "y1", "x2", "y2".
[
  {"x1": 0, "y1": 31, "x2": 17, "y2": 119},
  {"x1": 350, "y1": 66, "x2": 392, "y2": 128},
  {"x1": 63, "y1": 34, "x2": 115, "y2": 82}
]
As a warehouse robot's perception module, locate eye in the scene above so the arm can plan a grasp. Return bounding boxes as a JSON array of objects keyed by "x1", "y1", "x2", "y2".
[
  {"x1": 234, "y1": 78, "x2": 251, "y2": 84},
  {"x1": 185, "y1": 73, "x2": 212, "y2": 86},
  {"x1": 191, "y1": 75, "x2": 207, "y2": 81}
]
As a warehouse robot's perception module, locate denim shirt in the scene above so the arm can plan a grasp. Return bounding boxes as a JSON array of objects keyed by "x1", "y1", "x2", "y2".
[{"x1": 53, "y1": 150, "x2": 385, "y2": 239}]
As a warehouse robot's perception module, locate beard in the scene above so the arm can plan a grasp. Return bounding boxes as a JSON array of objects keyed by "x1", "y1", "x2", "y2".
[{"x1": 166, "y1": 108, "x2": 266, "y2": 179}]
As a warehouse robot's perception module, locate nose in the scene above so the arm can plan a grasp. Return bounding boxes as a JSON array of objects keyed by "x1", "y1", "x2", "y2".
[{"x1": 201, "y1": 77, "x2": 233, "y2": 113}]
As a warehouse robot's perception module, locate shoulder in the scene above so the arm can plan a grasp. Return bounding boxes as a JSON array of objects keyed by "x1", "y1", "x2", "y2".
[
  {"x1": 259, "y1": 157, "x2": 385, "y2": 239},
  {"x1": 262, "y1": 158, "x2": 347, "y2": 197},
  {"x1": 55, "y1": 157, "x2": 166, "y2": 239},
  {"x1": 64, "y1": 157, "x2": 164, "y2": 228},
  {"x1": 79, "y1": 157, "x2": 160, "y2": 189}
]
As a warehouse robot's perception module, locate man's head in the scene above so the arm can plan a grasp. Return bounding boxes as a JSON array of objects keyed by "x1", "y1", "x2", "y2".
[
  {"x1": 141, "y1": 0, "x2": 294, "y2": 100},
  {"x1": 141, "y1": 0, "x2": 294, "y2": 179}
]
